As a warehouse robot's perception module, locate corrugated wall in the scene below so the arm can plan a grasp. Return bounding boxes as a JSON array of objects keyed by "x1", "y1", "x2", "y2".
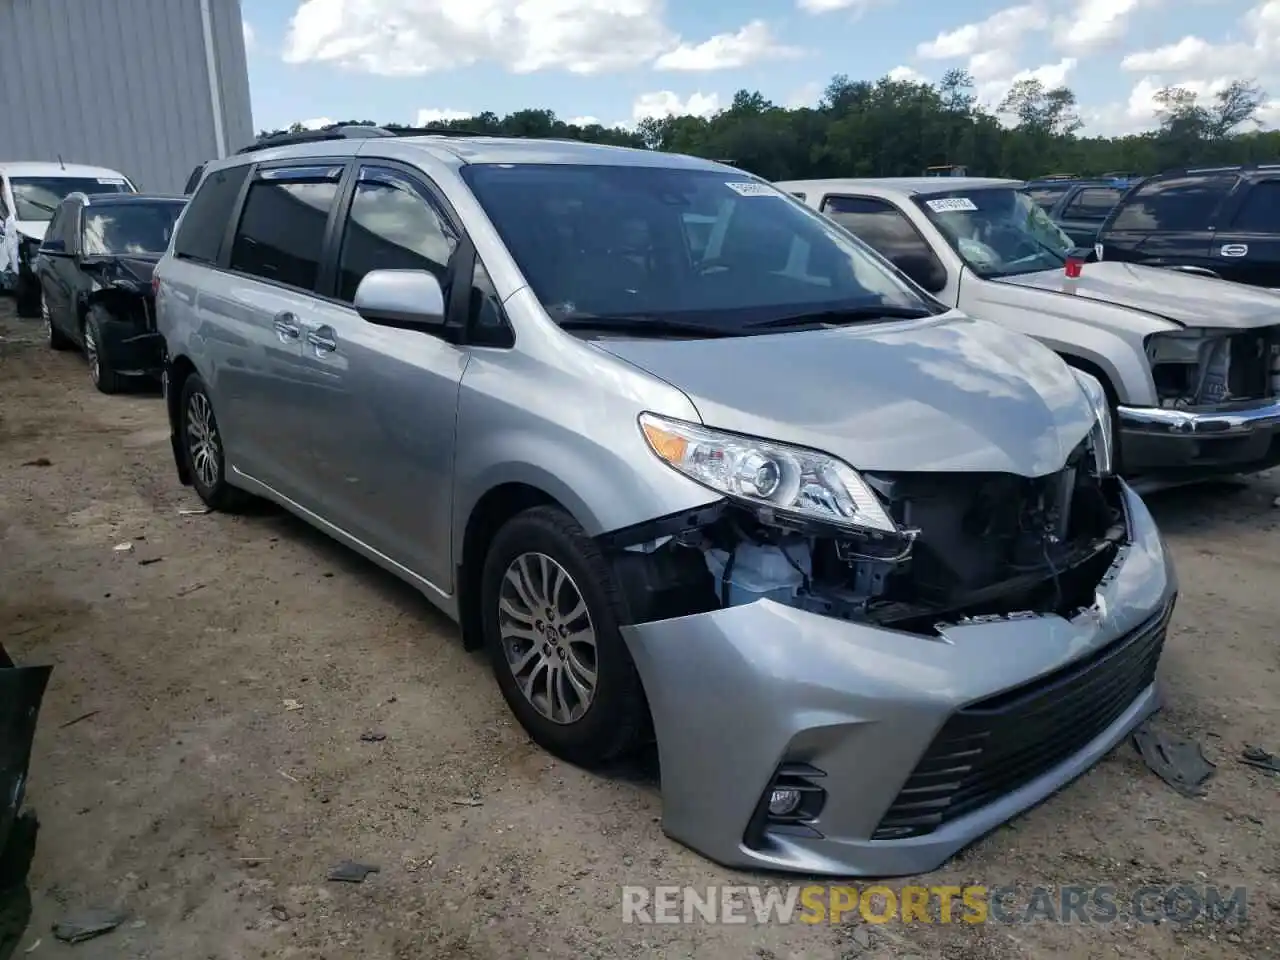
[{"x1": 0, "y1": 0, "x2": 254, "y2": 193}]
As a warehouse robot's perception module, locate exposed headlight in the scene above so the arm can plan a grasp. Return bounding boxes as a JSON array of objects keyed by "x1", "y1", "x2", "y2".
[
  {"x1": 1071, "y1": 369, "x2": 1114, "y2": 477},
  {"x1": 638, "y1": 412, "x2": 897, "y2": 533}
]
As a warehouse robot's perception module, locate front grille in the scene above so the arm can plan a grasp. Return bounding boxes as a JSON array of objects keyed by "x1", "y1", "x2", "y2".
[{"x1": 872, "y1": 599, "x2": 1173, "y2": 840}]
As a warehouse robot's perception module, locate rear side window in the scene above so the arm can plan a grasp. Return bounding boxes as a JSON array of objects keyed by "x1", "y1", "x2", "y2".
[
  {"x1": 1230, "y1": 180, "x2": 1280, "y2": 232},
  {"x1": 230, "y1": 176, "x2": 340, "y2": 290},
  {"x1": 1062, "y1": 187, "x2": 1123, "y2": 221},
  {"x1": 174, "y1": 164, "x2": 250, "y2": 264},
  {"x1": 1026, "y1": 185, "x2": 1071, "y2": 211},
  {"x1": 183, "y1": 164, "x2": 206, "y2": 195},
  {"x1": 41, "y1": 201, "x2": 72, "y2": 250},
  {"x1": 821, "y1": 195, "x2": 943, "y2": 268},
  {"x1": 1108, "y1": 174, "x2": 1236, "y2": 232}
]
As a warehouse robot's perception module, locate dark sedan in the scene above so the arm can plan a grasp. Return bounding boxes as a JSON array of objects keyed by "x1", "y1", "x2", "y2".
[{"x1": 34, "y1": 193, "x2": 186, "y2": 393}]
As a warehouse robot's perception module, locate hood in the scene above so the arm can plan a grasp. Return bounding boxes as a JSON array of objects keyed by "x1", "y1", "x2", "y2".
[
  {"x1": 14, "y1": 220, "x2": 48, "y2": 242},
  {"x1": 0, "y1": 644, "x2": 52, "y2": 856},
  {"x1": 594, "y1": 313, "x2": 1095, "y2": 476},
  {"x1": 994, "y1": 261, "x2": 1280, "y2": 330}
]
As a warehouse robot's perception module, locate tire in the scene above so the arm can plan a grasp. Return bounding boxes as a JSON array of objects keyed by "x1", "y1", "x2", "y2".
[
  {"x1": 43, "y1": 295, "x2": 72, "y2": 351},
  {"x1": 480, "y1": 506, "x2": 648, "y2": 767},
  {"x1": 177, "y1": 372, "x2": 250, "y2": 511},
  {"x1": 15, "y1": 274, "x2": 40, "y2": 318},
  {"x1": 84, "y1": 307, "x2": 123, "y2": 394}
]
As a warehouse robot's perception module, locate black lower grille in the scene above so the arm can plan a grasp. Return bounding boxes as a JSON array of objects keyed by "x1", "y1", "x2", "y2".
[{"x1": 872, "y1": 600, "x2": 1173, "y2": 840}]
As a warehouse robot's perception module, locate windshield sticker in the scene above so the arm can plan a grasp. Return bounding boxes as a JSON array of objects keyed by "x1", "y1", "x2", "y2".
[
  {"x1": 725, "y1": 181, "x2": 779, "y2": 197},
  {"x1": 926, "y1": 197, "x2": 978, "y2": 213},
  {"x1": 97, "y1": 177, "x2": 126, "y2": 184}
]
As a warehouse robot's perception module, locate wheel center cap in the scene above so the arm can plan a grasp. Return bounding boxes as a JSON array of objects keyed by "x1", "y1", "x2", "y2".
[{"x1": 543, "y1": 625, "x2": 559, "y2": 644}]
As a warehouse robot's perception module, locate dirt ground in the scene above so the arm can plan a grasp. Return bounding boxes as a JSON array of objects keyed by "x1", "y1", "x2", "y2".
[{"x1": 1, "y1": 298, "x2": 1279, "y2": 960}]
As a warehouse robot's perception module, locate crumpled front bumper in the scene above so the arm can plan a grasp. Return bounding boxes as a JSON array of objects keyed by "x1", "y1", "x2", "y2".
[
  {"x1": 621, "y1": 483, "x2": 1176, "y2": 877},
  {"x1": 1118, "y1": 397, "x2": 1280, "y2": 475}
]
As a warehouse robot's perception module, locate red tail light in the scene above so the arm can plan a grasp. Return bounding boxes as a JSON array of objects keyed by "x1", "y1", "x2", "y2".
[{"x1": 1064, "y1": 257, "x2": 1084, "y2": 279}]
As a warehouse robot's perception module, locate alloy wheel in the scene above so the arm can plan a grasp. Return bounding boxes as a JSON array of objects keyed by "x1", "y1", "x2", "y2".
[
  {"x1": 186, "y1": 392, "x2": 221, "y2": 490},
  {"x1": 84, "y1": 325, "x2": 100, "y2": 384},
  {"x1": 41, "y1": 298, "x2": 51, "y2": 343},
  {"x1": 498, "y1": 552, "x2": 599, "y2": 725}
]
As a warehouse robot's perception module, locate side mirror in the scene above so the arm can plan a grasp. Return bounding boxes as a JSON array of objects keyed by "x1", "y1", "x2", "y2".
[
  {"x1": 353, "y1": 269, "x2": 447, "y2": 332},
  {"x1": 40, "y1": 238, "x2": 65, "y2": 254}
]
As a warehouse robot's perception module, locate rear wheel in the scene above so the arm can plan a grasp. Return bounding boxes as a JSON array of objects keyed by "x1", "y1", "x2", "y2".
[
  {"x1": 480, "y1": 506, "x2": 648, "y2": 767},
  {"x1": 178, "y1": 373, "x2": 250, "y2": 511}
]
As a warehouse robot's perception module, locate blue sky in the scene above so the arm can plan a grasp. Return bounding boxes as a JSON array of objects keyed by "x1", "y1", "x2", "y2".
[{"x1": 239, "y1": 0, "x2": 1280, "y2": 138}]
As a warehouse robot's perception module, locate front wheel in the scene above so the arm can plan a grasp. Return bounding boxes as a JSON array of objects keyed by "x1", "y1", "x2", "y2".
[
  {"x1": 178, "y1": 373, "x2": 250, "y2": 511},
  {"x1": 84, "y1": 307, "x2": 122, "y2": 394},
  {"x1": 44, "y1": 296, "x2": 72, "y2": 350},
  {"x1": 480, "y1": 506, "x2": 648, "y2": 767}
]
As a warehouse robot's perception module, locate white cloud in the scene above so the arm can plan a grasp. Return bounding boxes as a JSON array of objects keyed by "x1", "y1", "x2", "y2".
[
  {"x1": 567, "y1": 115, "x2": 601, "y2": 125},
  {"x1": 797, "y1": 0, "x2": 882, "y2": 15},
  {"x1": 979, "y1": 57, "x2": 1078, "y2": 110},
  {"x1": 631, "y1": 91, "x2": 721, "y2": 123},
  {"x1": 887, "y1": 65, "x2": 927, "y2": 83},
  {"x1": 415, "y1": 108, "x2": 474, "y2": 125},
  {"x1": 1052, "y1": 0, "x2": 1145, "y2": 55},
  {"x1": 283, "y1": 0, "x2": 675, "y2": 76},
  {"x1": 916, "y1": 4, "x2": 1048, "y2": 60},
  {"x1": 786, "y1": 81, "x2": 825, "y2": 108},
  {"x1": 299, "y1": 117, "x2": 334, "y2": 129},
  {"x1": 242, "y1": 19, "x2": 255, "y2": 50},
  {"x1": 654, "y1": 20, "x2": 801, "y2": 71}
]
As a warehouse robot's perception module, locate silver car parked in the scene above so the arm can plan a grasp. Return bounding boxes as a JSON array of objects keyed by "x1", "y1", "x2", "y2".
[{"x1": 154, "y1": 134, "x2": 1177, "y2": 877}]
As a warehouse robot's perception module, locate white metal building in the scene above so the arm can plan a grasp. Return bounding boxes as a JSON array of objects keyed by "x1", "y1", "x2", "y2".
[{"x1": 0, "y1": 0, "x2": 254, "y2": 193}]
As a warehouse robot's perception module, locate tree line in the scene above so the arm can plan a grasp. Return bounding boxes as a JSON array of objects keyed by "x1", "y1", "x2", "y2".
[{"x1": 260, "y1": 70, "x2": 1278, "y2": 182}]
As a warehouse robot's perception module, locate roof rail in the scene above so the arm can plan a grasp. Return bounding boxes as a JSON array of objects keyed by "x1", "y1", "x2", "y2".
[
  {"x1": 235, "y1": 124, "x2": 396, "y2": 155},
  {"x1": 388, "y1": 125, "x2": 487, "y2": 138}
]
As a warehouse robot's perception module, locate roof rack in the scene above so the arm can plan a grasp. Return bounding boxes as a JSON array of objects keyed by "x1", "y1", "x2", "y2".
[
  {"x1": 387, "y1": 125, "x2": 487, "y2": 138},
  {"x1": 235, "y1": 124, "x2": 397, "y2": 155}
]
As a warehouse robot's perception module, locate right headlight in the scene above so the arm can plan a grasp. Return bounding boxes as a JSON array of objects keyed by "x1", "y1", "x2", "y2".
[
  {"x1": 638, "y1": 412, "x2": 898, "y2": 534},
  {"x1": 1071, "y1": 369, "x2": 1115, "y2": 477}
]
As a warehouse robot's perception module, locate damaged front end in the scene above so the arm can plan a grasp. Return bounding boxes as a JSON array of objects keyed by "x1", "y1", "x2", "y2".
[
  {"x1": 1147, "y1": 326, "x2": 1280, "y2": 408},
  {"x1": 0, "y1": 645, "x2": 51, "y2": 862},
  {"x1": 82, "y1": 258, "x2": 165, "y2": 378}
]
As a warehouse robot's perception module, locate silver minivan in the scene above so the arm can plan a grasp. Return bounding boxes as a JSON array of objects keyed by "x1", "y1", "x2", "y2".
[{"x1": 155, "y1": 134, "x2": 1177, "y2": 877}]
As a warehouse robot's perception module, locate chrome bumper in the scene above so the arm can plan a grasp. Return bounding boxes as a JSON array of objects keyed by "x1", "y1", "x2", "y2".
[{"x1": 1117, "y1": 398, "x2": 1280, "y2": 436}]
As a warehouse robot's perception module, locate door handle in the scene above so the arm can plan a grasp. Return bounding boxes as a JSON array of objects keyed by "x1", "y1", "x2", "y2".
[
  {"x1": 273, "y1": 311, "x2": 300, "y2": 343},
  {"x1": 307, "y1": 325, "x2": 337, "y2": 353}
]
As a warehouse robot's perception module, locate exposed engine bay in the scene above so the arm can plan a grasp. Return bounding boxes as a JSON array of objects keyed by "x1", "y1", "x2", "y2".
[
  {"x1": 602, "y1": 440, "x2": 1127, "y2": 637},
  {"x1": 1148, "y1": 326, "x2": 1280, "y2": 407}
]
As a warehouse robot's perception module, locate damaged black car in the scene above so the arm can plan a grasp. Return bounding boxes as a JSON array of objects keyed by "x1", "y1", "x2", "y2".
[{"x1": 34, "y1": 193, "x2": 186, "y2": 393}]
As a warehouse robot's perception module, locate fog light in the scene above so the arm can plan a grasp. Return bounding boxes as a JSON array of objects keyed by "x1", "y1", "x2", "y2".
[{"x1": 768, "y1": 787, "x2": 802, "y2": 816}]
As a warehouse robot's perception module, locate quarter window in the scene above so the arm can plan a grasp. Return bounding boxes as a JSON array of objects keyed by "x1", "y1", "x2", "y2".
[
  {"x1": 1230, "y1": 180, "x2": 1280, "y2": 232},
  {"x1": 1062, "y1": 187, "x2": 1123, "y2": 221},
  {"x1": 174, "y1": 164, "x2": 250, "y2": 264},
  {"x1": 336, "y1": 168, "x2": 458, "y2": 302},
  {"x1": 1108, "y1": 174, "x2": 1237, "y2": 232},
  {"x1": 229, "y1": 176, "x2": 339, "y2": 289}
]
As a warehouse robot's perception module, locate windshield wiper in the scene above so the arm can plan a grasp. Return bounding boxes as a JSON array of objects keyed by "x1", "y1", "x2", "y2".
[
  {"x1": 746, "y1": 305, "x2": 936, "y2": 330},
  {"x1": 557, "y1": 314, "x2": 735, "y2": 338},
  {"x1": 18, "y1": 198, "x2": 57, "y2": 215}
]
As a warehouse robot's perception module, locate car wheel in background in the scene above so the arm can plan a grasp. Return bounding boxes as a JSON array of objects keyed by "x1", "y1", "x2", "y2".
[
  {"x1": 84, "y1": 307, "x2": 122, "y2": 394},
  {"x1": 15, "y1": 275, "x2": 41, "y2": 318},
  {"x1": 43, "y1": 296, "x2": 71, "y2": 351},
  {"x1": 480, "y1": 505, "x2": 649, "y2": 767},
  {"x1": 178, "y1": 373, "x2": 250, "y2": 511}
]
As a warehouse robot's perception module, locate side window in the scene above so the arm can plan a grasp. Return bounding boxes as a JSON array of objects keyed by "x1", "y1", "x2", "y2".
[
  {"x1": 174, "y1": 164, "x2": 251, "y2": 264},
  {"x1": 229, "y1": 171, "x2": 340, "y2": 289},
  {"x1": 1026, "y1": 185, "x2": 1070, "y2": 211},
  {"x1": 0, "y1": 183, "x2": 9, "y2": 220},
  {"x1": 1230, "y1": 180, "x2": 1280, "y2": 232},
  {"x1": 1062, "y1": 187, "x2": 1123, "y2": 221},
  {"x1": 336, "y1": 167, "x2": 458, "y2": 302},
  {"x1": 468, "y1": 257, "x2": 512, "y2": 346},
  {"x1": 42, "y1": 203, "x2": 68, "y2": 249},
  {"x1": 1109, "y1": 174, "x2": 1236, "y2": 232},
  {"x1": 822, "y1": 195, "x2": 944, "y2": 272}
]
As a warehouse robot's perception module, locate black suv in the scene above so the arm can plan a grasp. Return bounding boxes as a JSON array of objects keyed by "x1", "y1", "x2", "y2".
[{"x1": 1096, "y1": 164, "x2": 1280, "y2": 289}]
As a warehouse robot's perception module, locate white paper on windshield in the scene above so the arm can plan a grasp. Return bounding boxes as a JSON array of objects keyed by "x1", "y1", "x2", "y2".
[
  {"x1": 925, "y1": 197, "x2": 978, "y2": 213},
  {"x1": 97, "y1": 177, "x2": 126, "y2": 184},
  {"x1": 725, "y1": 181, "x2": 778, "y2": 197}
]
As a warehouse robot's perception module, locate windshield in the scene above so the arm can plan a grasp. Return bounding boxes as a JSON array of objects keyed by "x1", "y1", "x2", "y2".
[
  {"x1": 10, "y1": 176, "x2": 133, "y2": 221},
  {"x1": 915, "y1": 187, "x2": 1076, "y2": 279},
  {"x1": 460, "y1": 163, "x2": 939, "y2": 335},
  {"x1": 82, "y1": 201, "x2": 186, "y2": 256}
]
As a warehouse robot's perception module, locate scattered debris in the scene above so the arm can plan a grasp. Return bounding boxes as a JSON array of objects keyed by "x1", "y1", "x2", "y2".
[
  {"x1": 1133, "y1": 724, "x2": 1216, "y2": 797},
  {"x1": 178, "y1": 507, "x2": 210, "y2": 516},
  {"x1": 51, "y1": 908, "x2": 129, "y2": 944},
  {"x1": 59, "y1": 710, "x2": 99, "y2": 729},
  {"x1": 282, "y1": 700, "x2": 303, "y2": 711},
  {"x1": 270, "y1": 904, "x2": 290, "y2": 922},
  {"x1": 1239, "y1": 745, "x2": 1280, "y2": 774},
  {"x1": 112, "y1": 542, "x2": 133, "y2": 553},
  {"x1": 449, "y1": 797, "x2": 483, "y2": 807},
  {"x1": 238, "y1": 857, "x2": 271, "y2": 865},
  {"x1": 278, "y1": 769, "x2": 300, "y2": 783},
  {"x1": 327, "y1": 861, "x2": 379, "y2": 883},
  {"x1": 175, "y1": 582, "x2": 207, "y2": 597},
  {"x1": 359, "y1": 732, "x2": 386, "y2": 742},
  {"x1": 22, "y1": 458, "x2": 51, "y2": 467},
  {"x1": 137, "y1": 557, "x2": 163, "y2": 567}
]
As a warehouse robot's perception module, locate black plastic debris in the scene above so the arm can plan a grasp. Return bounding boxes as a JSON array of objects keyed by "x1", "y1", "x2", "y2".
[
  {"x1": 1132, "y1": 724, "x2": 1216, "y2": 797},
  {"x1": 1239, "y1": 745, "x2": 1280, "y2": 774},
  {"x1": 51, "y1": 908, "x2": 128, "y2": 944},
  {"x1": 327, "y1": 861, "x2": 379, "y2": 883},
  {"x1": 359, "y1": 732, "x2": 386, "y2": 743}
]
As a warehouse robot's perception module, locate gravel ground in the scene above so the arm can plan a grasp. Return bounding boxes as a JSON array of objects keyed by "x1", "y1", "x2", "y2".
[{"x1": 1, "y1": 298, "x2": 1278, "y2": 960}]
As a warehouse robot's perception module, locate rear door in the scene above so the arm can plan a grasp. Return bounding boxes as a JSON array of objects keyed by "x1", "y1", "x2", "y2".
[
  {"x1": 36, "y1": 200, "x2": 77, "y2": 332},
  {"x1": 1054, "y1": 185, "x2": 1124, "y2": 247},
  {"x1": 1097, "y1": 172, "x2": 1236, "y2": 270},
  {"x1": 1208, "y1": 177, "x2": 1280, "y2": 288},
  {"x1": 819, "y1": 194, "x2": 951, "y2": 299}
]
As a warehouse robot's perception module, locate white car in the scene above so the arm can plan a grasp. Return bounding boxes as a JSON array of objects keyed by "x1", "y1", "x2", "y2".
[
  {"x1": 1, "y1": 162, "x2": 137, "y2": 316},
  {"x1": 779, "y1": 177, "x2": 1280, "y2": 484}
]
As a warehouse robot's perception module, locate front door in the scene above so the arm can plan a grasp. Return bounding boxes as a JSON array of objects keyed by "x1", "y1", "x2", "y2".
[
  {"x1": 1209, "y1": 178, "x2": 1280, "y2": 288},
  {"x1": 298, "y1": 162, "x2": 469, "y2": 590}
]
